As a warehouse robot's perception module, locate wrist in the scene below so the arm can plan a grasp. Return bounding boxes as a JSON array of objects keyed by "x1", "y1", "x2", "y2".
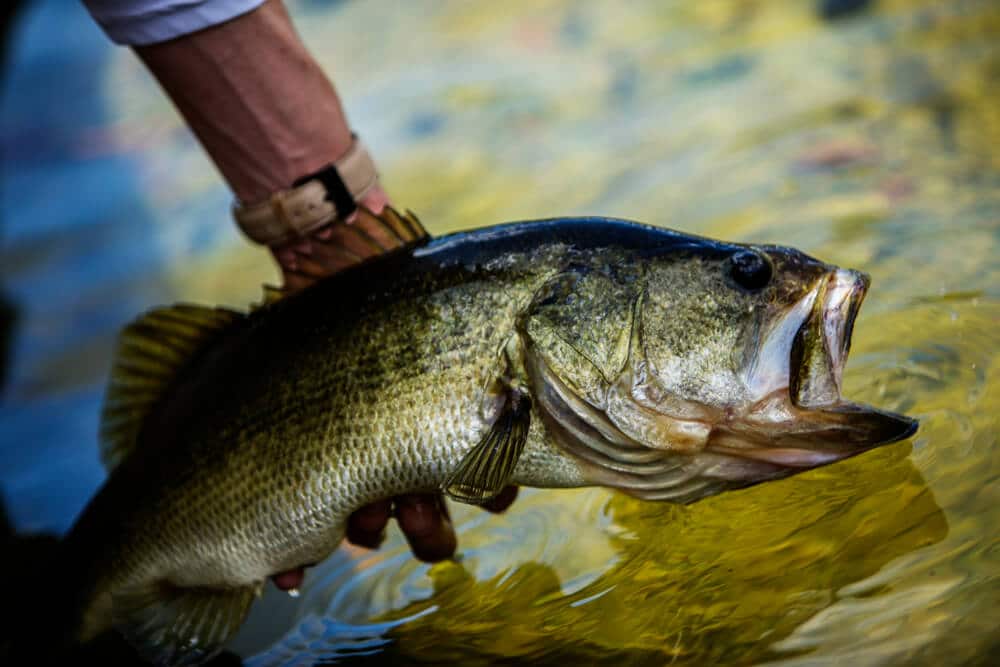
[{"x1": 233, "y1": 135, "x2": 384, "y2": 247}]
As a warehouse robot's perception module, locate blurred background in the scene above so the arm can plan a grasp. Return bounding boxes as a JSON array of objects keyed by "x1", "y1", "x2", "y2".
[{"x1": 1, "y1": 0, "x2": 998, "y2": 665}]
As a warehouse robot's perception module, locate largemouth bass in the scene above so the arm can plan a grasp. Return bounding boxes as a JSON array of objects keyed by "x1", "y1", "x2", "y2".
[{"x1": 41, "y1": 209, "x2": 916, "y2": 664}]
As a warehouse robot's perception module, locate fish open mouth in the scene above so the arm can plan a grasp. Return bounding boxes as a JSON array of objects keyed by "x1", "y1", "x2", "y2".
[{"x1": 708, "y1": 268, "x2": 917, "y2": 471}]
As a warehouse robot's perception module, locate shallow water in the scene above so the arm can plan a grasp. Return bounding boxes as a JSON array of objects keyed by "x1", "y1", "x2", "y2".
[{"x1": 1, "y1": 0, "x2": 998, "y2": 665}]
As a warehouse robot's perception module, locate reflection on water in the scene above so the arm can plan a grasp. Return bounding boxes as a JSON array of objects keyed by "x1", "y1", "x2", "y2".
[
  {"x1": 245, "y1": 450, "x2": 947, "y2": 666},
  {"x1": 1, "y1": 0, "x2": 998, "y2": 665}
]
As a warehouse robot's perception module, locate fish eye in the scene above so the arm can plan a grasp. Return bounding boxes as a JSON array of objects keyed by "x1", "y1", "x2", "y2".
[{"x1": 729, "y1": 250, "x2": 773, "y2": 291}]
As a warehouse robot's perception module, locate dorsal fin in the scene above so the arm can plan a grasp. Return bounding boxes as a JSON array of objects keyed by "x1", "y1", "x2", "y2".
[
  {"x1": 265, "y1": 206, "x2": 431, "y2": 302},
  {"x1": 99, "y1": 304, "x2": 244, "y2": 471},
  {"x1": 100, "y1": 207, "x2": 429, "y2": 467}
]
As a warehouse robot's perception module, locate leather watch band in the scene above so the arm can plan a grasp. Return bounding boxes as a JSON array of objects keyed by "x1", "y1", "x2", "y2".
[{"x1": 231, "y1": 137, "x2": 379, "y2": 246}]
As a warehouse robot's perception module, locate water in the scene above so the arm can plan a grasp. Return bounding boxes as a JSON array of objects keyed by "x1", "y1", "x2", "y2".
[{"x1": 1, "y1": 0, "x2": 997, "y2": 664}]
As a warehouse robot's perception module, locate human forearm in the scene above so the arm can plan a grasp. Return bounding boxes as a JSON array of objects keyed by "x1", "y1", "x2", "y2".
[{"x1": 134, "y1": 0, "x2": 352, "y2": 205}]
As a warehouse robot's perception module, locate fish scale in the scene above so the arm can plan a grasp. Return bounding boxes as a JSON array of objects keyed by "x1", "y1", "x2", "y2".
[{"x1": 136, "y1": 279, "x2": 525, "y2": 586}]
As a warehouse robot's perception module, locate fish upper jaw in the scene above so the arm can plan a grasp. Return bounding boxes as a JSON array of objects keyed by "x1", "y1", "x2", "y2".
[
  {"x1": 789, "y1": 268, "x2": 870, "y2": 409},
  {"x1": 824, "y1": 268, "x2": 870, "y2": 383}
]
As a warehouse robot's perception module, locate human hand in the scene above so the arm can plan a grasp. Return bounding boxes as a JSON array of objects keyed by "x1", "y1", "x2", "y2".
[
  {"x1": 347, "y1": 486, "x2": 519, "y2": 562},
  {"x1": 270, "y1": 185, "x2": 394, "y2": 291}
]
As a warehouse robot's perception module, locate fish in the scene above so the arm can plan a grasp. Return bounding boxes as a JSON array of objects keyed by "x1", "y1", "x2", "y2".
[{"x1": 28, "y1": 208, "x2": 917, "y2": 665}]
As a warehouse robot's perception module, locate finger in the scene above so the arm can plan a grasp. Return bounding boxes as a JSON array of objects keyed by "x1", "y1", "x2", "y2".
[
  {"x1": 293, "y1": 252, "x2": 339, "y2": 280},
  {"x1": 394, "y1": 494, "x2": 457, "y2": 563},
  {"x1": 359, "y1": 186, "x2": 390, "y2": 215},
  {"x1": 272, "y1": 245, "x2": 298, "y2": 268},
  {"x1": 326, "y1": 221, "x2": 389, "y2": 259},
  {"x1": 480, "y1": 485, "x2": 519, "y2": 514},
  {"x1": 271, "y1": 567, "x2": 304, "y2": 592},
  {"x1": 352, "y1": 211, "x2": 403, "y2": 251},
  {"x1": 307, "y1": 238, "x2": 365, "y2": 273},
  {"x1": 346, "y1": 499, "x2": 392, "y2": 549}
]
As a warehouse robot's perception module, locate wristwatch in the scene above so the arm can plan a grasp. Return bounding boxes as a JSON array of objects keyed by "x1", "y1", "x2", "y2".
[{"x1": 231, "y1": 135, "x2": 379, "y2": 246}]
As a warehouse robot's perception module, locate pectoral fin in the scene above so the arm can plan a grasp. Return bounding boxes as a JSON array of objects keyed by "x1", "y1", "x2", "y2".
[
  {"x1": 442, "y1": 388, "x2": 532, "y2": 505},
  {"x1": 111, "y1": 581, "x2": 259, "y2": 666}
]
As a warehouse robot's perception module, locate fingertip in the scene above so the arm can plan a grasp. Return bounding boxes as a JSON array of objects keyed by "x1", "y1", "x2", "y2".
[
  {"x1": 393, "y1": 494, "x2": 440, "y2": 538},
  {"x1": 481, "y1": 485, "x2": 519, "y2": 514},
  {"x1": 346, "y1": 500, "x2": 392, "y2": 549},
  {"x1": 271, "y1": 567, "x2": 305, "y2": 592},
  {"x1": 395, "y1": 494, "x2": 457, "y2": 563}
]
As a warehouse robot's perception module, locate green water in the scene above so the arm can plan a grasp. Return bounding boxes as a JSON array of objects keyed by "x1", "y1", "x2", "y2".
[{"x1": 3, "y1": 0, "x2": 998, "y2": 664}]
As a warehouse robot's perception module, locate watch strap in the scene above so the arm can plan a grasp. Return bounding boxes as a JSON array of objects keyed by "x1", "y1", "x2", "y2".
[{"x1": 232, "y1": 137, "x2": 379, "y2": 246}]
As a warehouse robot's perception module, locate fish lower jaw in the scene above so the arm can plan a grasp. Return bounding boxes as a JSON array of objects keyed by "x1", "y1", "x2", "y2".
[
  {"x1": 707, "y1": 379, "x2": 919, "y2": 476},
  {"x1": 703, "y1": 393, "x2": 855, "y2": 470},
  {"x1": 705, "y1": 441, "x2": 848, "y2": 469}
]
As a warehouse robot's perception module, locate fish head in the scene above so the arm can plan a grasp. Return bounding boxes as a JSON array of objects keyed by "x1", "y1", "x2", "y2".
[{"x1": 522, "y1": 239, "x2": 917, "y2": 502}]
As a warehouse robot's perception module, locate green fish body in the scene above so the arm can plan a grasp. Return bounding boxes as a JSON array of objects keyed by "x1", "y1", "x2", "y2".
[{"x1": 48, "y1": 211, "x2": 916, "y2": 665}]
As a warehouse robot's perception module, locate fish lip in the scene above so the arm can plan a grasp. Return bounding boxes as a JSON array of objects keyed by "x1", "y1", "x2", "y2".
[
  {"x1": 827, "y1": 269, "x2": 869, "y2": 380},
  {"x1": 889, "y1": 413, "x2": 920, "y2": 442},
  {"x1": 789, "y1": 268, "x2": 870, "y2": 408}
]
